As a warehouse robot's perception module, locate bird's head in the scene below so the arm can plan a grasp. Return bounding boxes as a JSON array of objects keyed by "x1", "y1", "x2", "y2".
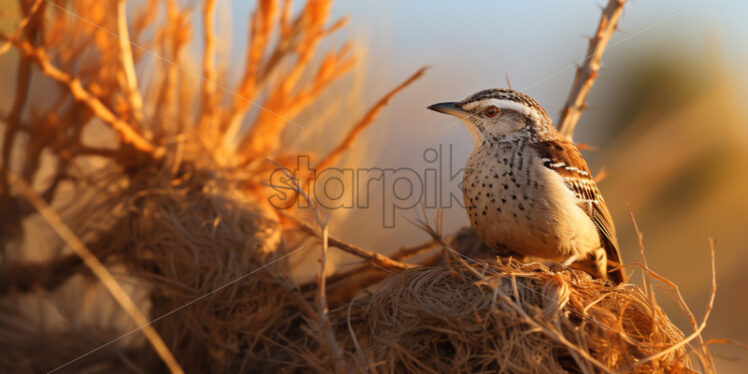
[{"x1": 428, "y1": 88, "x2": 554, "y2": 146}]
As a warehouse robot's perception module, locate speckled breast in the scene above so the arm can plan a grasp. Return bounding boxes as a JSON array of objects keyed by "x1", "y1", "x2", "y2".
[{"x1": 462, "y1": 140, "x2": 593, "y2": 259}]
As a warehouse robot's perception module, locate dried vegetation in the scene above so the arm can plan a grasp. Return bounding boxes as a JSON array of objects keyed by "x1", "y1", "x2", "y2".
[{"x1": 0, "y1": 0, "x2": 724, "y2": 373}]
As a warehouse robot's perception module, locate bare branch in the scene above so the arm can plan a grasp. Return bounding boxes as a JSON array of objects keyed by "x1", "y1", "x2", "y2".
[
  {"x1": 557, "y1": 0, "x2": 627, "y2": 139},
  {"x1": 0, "y1": 1, "x2": 44, "y2": 191},
  {"x1": 236, "y1": 44, "x2": 356, "y2": 159},
  {"x1": 234, "y1": 2, "x2": 355, "y2": 159},
  {"x1": 315, "y1": 67, "x2": 428, "y2": 171},
  {"x1": 197, "y1": 0, "x2": 218, "y2": 142},
  {"x1": 116, "y1": 0, "x2": 144, "y2": 125},
  {"x1": 151, "y1": 0, "x2": 189, "y2": 136},
  {"x1": 0, "y1": 53, "x2": 32, "y2": 191},
  {"x1": 284, "y1": 212, "x2": 416, "y2": 272},
  {"x1": 0, "y1": 0, "x2": 43, "y2": 56},
  {"x1": 1, "y1": 34, "x2": 158, "y2": 155}
]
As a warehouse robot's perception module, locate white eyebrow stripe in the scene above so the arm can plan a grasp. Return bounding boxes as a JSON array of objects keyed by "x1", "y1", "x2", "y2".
[{"x1": 461, "y1": 98, "x2": 537, "y2": 118}]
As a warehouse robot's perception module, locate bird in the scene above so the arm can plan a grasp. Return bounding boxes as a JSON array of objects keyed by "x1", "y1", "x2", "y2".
[{"x1": 428, "y1": 88, "x2": 625, "y2": 284}]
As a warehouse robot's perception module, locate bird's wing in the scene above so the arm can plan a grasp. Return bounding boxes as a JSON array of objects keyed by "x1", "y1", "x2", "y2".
[{"x1": 531, "y1": 139, "x2": 626, "y2": 283}]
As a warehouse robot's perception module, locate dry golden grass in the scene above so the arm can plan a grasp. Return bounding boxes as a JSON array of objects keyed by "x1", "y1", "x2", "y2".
[{"x1": 0, "y1": 0, "x2": 729, "y2": 373}]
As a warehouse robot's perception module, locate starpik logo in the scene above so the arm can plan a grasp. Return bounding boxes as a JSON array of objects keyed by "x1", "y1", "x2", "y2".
[{"x1": 268, "y1": 145, "x2": 471, "y2": 227}]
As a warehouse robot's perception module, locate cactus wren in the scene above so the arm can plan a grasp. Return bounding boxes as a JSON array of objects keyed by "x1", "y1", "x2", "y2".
[{"x1": 428, "y1": 88, "x2": 625, "y2": 284}]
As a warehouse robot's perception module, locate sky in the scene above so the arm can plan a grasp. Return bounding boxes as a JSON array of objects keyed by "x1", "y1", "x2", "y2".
[{"x1": 222, "y1": 0, "x2": 748, "y2": 110}]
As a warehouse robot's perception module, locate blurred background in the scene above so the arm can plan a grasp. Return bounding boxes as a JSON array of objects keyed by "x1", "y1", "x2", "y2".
[{"x1": 2, "y1": 0, "x2": 746, "y2": 372}]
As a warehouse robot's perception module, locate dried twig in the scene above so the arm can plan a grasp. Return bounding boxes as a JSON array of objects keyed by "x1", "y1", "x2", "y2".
[
  {"x1": 266, "y1": 159, "x2": 346, "y2": 372},
  {"x1": 237, "y1": 45, "x2": 355, "y2": 159},
  {"x1": 324, "y1": 239, "x2": 438, "y2": 284},
  {"x1": 0, "y1": 34, "x2": 157, "y2": 155},
  {"x1": 557, "y1": 0, "x2": 627, "y2": 139},
  {"x1": 235, "y1": 0, "x2": 355, "y2": 159},
  {"x1": 0, "y1": 0, "x2": 44, "y2": 55},
  {"x1": 285, "y1": 213, "x2": 416, "y2": 272},
  {"x1": 704, "y1": 338, "x2": 748, "y2": 351},
  {"x1": 315, "y1": 67, "x2": 428, "y2": 171},
  {"x1": 624, "y1": 239, "x2": 717, "y2": 372},
  {"x1": 410, "y1": 208, "x2": 486, "y2": 279},
  {"x1": 116, "y1": 0, "x2": 144, "y2": 126},
  {"x1": 627, "y1": 206, "x2": 655, "y2": 305},
  {"x1": 150, "y1": 0, "x2": 189, "y2": 136},
  {"x1": 0, "y1": 54, "x2": 32, "y2": 191},
  {"x1": 0, "y1": 1, "x2": 44, "y2": 191},
  {"x1": 9, "y1": 174, "x2": 183, "y2": 374},
  {"x1": 317, "y1": 220, "x2": 348, "y2": 373},
  {"x1": 624, "y1": 210, "x2": 717, "y2": 373},
  {"x1": 222, "y1": 0, "x2": 278, "y2": 137},
  {"x1": 390, "y1": 240, "x2": 440, "y2": 261},
  {"x1": 197, "y1": 0, "x2": 218, "y2": 142},
  {"x1": 296, "y1": 238, "x2": 438, "y2": 308}
]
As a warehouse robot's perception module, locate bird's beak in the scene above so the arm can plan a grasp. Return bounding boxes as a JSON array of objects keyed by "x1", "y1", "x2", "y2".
[{"x1": 427, "y1": 102, "x2": 468, "y2": 119}]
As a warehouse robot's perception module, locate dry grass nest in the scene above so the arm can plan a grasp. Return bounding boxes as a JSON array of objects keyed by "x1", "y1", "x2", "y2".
[{"x1": 337, "y1": 258, "x2": 692, "y2": 374}]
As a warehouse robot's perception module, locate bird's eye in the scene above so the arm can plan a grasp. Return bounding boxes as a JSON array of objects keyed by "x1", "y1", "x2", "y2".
[{"x1": 484, "y1": 106, "x2": 499, "y2": 117}]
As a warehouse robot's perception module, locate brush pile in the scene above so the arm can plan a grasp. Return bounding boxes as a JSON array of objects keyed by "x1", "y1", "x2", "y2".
[{"x1": 0, "y1": 0, "x2": 717, "y2": 373}]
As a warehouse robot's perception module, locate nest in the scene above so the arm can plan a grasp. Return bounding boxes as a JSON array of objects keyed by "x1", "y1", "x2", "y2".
[
  {"x1": 81, "y1": 166, "x2": 698, "y2": 373},
  {"x1": 78, "y1": 164, "x2": 302, "y2": 373},
  {"x1": 339, "y1": 259, "x2": 691, "y2": 373}
]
